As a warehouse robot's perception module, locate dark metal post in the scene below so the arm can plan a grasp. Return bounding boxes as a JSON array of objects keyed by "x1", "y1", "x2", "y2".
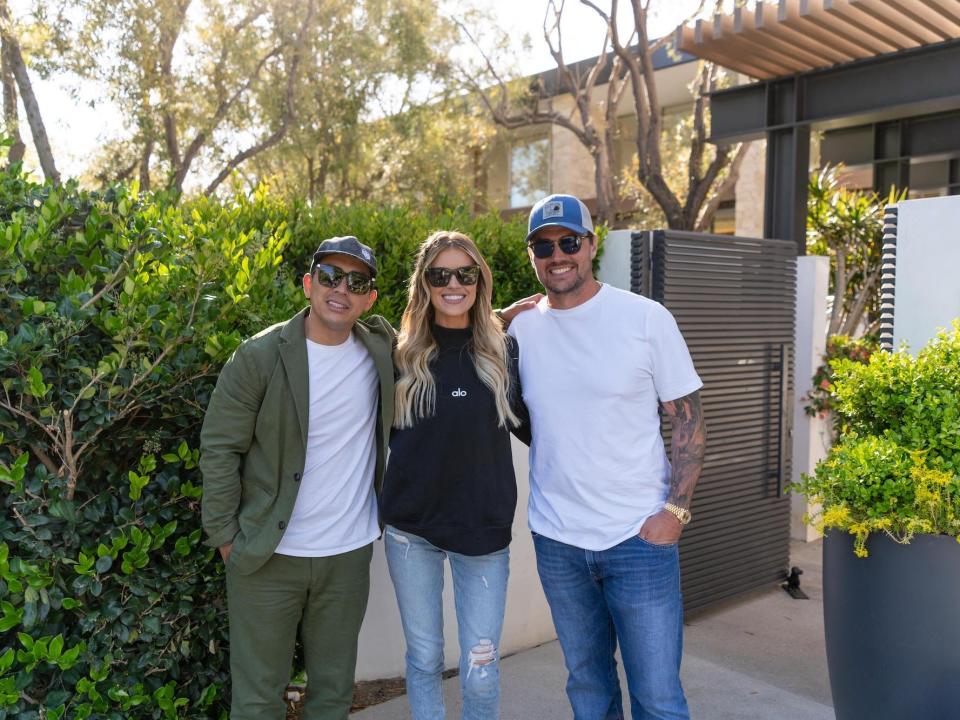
[{"x1": 764, "y1": 124, "x2": 810, "y2": 255}]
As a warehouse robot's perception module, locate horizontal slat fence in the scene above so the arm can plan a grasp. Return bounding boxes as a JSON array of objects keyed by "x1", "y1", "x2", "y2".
[{"x1": 632, "y1": 230, "x2": 796, "y2": 614}]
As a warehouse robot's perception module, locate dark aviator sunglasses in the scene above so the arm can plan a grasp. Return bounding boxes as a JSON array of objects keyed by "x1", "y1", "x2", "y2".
[
  {"x1": 424, "y1": 265, "x2": 481, "y2": 288},
  {"x1": 312, "y1": 263, "x2": 375, "y2": 295},
  {"x1": 528, "y1": 234, "x2": 584, "y2": 259}
]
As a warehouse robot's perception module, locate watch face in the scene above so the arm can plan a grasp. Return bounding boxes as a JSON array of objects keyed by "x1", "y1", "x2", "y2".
[{"x1": 666, "y1": 503, "x2": 691, "y2": 524}]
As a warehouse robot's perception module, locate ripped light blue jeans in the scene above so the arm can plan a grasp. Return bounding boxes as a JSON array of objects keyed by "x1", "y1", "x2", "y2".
[{"x1": 384, "y1": 525, "x2": 510, "y2": 720}]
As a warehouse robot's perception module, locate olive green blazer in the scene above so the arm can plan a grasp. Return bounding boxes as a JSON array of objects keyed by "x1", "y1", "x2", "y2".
[{"x1": 199, "y1": 307, "x2": 396, "y2": 575}]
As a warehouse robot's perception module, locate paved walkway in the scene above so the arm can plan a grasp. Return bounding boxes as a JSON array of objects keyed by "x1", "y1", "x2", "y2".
[{"x1": 353, "y1": 540, "x2": 834, "y2": 719}]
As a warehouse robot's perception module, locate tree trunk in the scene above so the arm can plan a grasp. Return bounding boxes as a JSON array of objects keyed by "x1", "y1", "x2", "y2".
[
  {"x1": 593, "y1": 144, "x2": 617, "y2": 227},
  {"x1": 317, "y1": 155, "x2": 328, "y2": 200},
  {"x1": 139, "y1": 137, "x2": 154, "y2": 192},
  {"x1": 307, "y1": 155, "x2": 315, "y2": 201},
  {"x1": 472, "y1": 145, "x2": 485, "y2": 214},
  {"x1": 1, "y1": 36, "x2": 24, "y2": 165},
  {"x1": 0, "y1": 1, "x2": 59, "y2": 184},
  {"x1": 828, "y1": 252, "x2": 848, "y2": 337},
  {"x1": 839, "y1": 269, "x2": 879, "y2": 337}
]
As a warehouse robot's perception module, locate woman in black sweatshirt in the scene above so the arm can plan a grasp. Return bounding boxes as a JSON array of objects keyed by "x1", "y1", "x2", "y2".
[{"x1": 380, "y1": 230, "x2": 530, "y2": 720}]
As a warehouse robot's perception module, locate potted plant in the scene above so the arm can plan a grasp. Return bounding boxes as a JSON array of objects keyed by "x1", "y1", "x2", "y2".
[{"x1": 792, "y1": 322, "x2": 960, "y2": 720}]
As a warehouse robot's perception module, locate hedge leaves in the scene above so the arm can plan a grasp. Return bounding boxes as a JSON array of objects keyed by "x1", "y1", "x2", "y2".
[{"x1": 0, "y1": 165, "x2": 539, "y2": 718}]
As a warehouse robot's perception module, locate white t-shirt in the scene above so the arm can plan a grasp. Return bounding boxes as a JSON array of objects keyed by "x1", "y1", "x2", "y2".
[
  {"x1": 508, "y1": 284, "x2": 702, "y2": 551},
  {"x1": 274, "y1": 333, "x2": 380, "y2": 557}
]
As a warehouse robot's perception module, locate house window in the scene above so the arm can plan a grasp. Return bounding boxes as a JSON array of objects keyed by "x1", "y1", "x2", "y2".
[{"x1": 509, "y1": 137, "x2": 549, "y2": 208}]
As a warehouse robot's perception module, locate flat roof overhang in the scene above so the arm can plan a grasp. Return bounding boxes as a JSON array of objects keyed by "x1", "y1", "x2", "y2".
[
  {"x1": 675, "y1": 0, "x2": 960, "y2": 82},
  {"x1": 709, "y1": 38, "x2": 960, "y2": 143},
  {"x1": 673, "y1": 1, "x2": 960, "y2": 253}
]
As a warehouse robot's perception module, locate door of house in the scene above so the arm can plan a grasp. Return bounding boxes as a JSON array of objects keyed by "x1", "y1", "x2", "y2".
[{"x1": 632, "y1": 230, "x2": 796, "y2": 614}]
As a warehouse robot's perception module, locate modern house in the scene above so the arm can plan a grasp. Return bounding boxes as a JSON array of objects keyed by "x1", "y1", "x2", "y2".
[
  {"x1": 672, "y1": 0, "x2": 960, "y2": 543},
  {"x1": 480, "y1": 43, "x2": 766, "y2": 236},
  {"x1": 484, "y1": 1, "x2": 960, "y2": 245},
  {"x1": 676, "y1": 0, "x2": 960, "y2": 253}
]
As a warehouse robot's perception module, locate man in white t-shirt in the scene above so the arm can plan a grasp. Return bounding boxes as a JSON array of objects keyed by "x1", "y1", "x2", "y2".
[
  {"x1": 507, "y1": 194, "x2": 706, "y2": 720},
  {"x1": 200, "y1": 237, "x2": 395, "y2": 719}
]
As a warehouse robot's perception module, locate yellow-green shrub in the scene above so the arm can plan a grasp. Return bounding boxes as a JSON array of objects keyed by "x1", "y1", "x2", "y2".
[{"x1": 793, "y1": 322, "x2": 960, "y2": 556}]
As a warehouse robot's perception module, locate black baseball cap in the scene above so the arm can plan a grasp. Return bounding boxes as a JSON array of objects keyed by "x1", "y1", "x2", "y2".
[{"x1": 312, "y1": 236, "x2": 378, "y2": 277}]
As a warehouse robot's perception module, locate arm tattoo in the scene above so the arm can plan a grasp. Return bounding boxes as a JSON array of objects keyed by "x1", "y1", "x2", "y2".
[{"x1": 660, "y1": 390, "x2": 706, "y2": 509}]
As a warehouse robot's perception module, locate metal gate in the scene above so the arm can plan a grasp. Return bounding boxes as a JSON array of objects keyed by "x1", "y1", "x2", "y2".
[{"x1": 632, "y1": 230, "x2": 796, "y2": 614}]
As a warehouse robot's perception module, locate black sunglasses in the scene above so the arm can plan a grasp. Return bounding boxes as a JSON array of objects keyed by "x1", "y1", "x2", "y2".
[
  {"x1": 424, "y1": 265, "x2": 481, "y2": 288},
  {"x1": 312, "y1": 263, "x2": 375, "y2": 295},
  {"x1": 528, "y1": 235, "x2": 584, "y2": 259}
]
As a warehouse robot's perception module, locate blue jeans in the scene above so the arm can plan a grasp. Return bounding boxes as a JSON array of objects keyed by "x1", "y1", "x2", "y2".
[
  {"x1": 533, "y1": 532, "x2": 689, "y2": 720},
  {"x1": 384, "y1": 526, "x2": 510, "y2": 720}
]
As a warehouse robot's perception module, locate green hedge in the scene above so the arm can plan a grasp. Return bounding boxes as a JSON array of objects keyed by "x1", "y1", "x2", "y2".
[
  {"x1": 236, "y1": 191, "x2": 539, "y2": 325},
  {"x1": 0, "y1": 167, "x2": 541, "y2": 719}
]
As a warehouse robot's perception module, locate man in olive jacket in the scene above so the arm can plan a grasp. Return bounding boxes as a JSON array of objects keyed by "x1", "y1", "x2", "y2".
[{"x1": 200, "y1": 236, "x2": 395, "y2": 720}]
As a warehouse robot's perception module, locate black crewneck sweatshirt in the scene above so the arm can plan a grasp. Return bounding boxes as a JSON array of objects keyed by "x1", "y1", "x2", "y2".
[{"x1": 380, "y1": 324, "x2": 529, "y2": 556}]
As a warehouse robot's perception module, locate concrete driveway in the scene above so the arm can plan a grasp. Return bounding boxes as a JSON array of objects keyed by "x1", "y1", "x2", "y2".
[{"x1": 353, "y1": 540, "x2": 834, "y2": 719}]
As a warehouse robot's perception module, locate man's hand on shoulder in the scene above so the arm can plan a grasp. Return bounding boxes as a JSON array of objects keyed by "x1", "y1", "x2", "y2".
[
  {"x1": 638, "y1": 510, "x2": 683, "y2": 545},
  {"x1": 497, "y1": 293, "x2": 544, "y2": 327}
]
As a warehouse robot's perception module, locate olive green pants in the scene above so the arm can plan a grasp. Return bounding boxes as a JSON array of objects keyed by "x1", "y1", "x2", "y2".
[{"x1": 225, "y1": 544, "x2": 373, "y2": 720}]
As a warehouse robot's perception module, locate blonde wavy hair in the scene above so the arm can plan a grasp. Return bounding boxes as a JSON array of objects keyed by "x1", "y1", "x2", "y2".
[{"x1": 394, "y1": 230, "x2": 520, "y2": 430}]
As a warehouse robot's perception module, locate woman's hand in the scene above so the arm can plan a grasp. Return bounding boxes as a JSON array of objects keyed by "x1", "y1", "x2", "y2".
[{"x1": 498, "y1": 293, "x2": 544, "y2": 326}]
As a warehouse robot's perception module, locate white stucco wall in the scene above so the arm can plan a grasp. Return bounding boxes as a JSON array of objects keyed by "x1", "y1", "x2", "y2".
[
  {"x1": 791, "y1": 256, "x2": 830, "y2": 541},
  {"x1": 596, "y1": 229, "x2": 634, "y2": 291},
  {"x1": 892, "y1": 195, "x2": 960, "y2": 354},
  {"x1": 355, "y1": 438, "x2": 555, "y2": 680}
]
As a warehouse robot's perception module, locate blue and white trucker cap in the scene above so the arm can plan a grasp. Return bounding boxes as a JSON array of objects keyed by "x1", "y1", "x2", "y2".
[{"x1": 526, "y1": 193, "x2": 594, "y2": 242}]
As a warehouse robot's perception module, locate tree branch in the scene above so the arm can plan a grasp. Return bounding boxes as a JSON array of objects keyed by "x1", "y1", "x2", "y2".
[
  {"x1": 138, "y1": 136, "x2": 154, "y2": 191},
  {"x1": 163, "y1": 4, "x2": 273, "y2": 193},
  {"x1": 203, "y1": 0, "x2": 314, "y2": 195},
  {"x1": 80, "y1": 240, "x2": 140, "y2": 310},
  {"x1": 829, "y1": 252, "x2": 848, "y2": 337},
  {"x1": 171, "y1": 43, "x2": 283, "y2": 193},
  {"x1": 73, "y1": 276, "x2": 207, "y2": 480},
  {"x1": 63, "y1": 409, "x2": 77, "y2": 499},
  {"x1": 28, "y1": 442, "x2": 59, "y2": 477},
  {"x1": 1, "y1": 389, "x2": 58, "y2": 445},
  {"x1": 158, "y1": 1, "x2": 192, "y2": 170},
  {"x1": 456, "y1": 17, "x2": 591, "y2": 145},
  {"x1": 1, "y1": 36, "x2": 24, "y2": 165},
  {"x1": 694, "y1": 141, "x2": 746, "y2": 232},
  {"x1": 840, "y1": 268, "x2": 880, "y2": 336},
  {"x1": 0, "y1": 0, "x2": 59, "y2": 184}
]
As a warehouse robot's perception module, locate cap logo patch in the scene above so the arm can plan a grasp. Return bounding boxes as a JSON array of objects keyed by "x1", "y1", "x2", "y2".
[
  {"x1": 362, "y1": 248, "x2": 372, "y2": 260},
  {"x1": 543, "y1": 201, "x2": 564, "y2": 219}
]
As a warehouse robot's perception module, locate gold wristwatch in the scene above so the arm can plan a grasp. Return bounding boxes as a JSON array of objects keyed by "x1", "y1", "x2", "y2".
[{"x1": 663, "y1": 502, "x2": 692, "y2": 525}]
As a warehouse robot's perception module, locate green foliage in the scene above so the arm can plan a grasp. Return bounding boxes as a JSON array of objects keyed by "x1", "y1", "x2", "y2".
[
  {"x1": 806, "y1": 165, "x2": 904, "y2": 337},
  {"x1": 805, "y1": 334, "x2": 878, "y2": 419},
  {"x1": 34, "y1": 0, "x2": 465, "y2": 200},
  {"x1": 0, "y1": 163, "x2": 539, "y2": 717},
  {"x1": 240, "y1": 190, "x2": 543, "y2": 327},
  {"x1": 0, "y1": 168, "x2": 302, "y2": 718},
  {"x1": 792, "y1": 323, "x2": 960, "y2": 556}
]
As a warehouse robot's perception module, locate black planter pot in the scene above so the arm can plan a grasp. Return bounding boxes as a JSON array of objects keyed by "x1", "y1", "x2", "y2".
[{"x1": 823, "y1": 531, "x2": 960, "y2": 720}]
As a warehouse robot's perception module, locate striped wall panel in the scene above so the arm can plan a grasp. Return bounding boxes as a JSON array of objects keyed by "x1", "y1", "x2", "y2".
[
  {"x1": 879, "y1": 206, "x2": 899, "y2": 352},
  {"x1": 632, "y1": 230, "x2": 796, "y2": 614}
]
